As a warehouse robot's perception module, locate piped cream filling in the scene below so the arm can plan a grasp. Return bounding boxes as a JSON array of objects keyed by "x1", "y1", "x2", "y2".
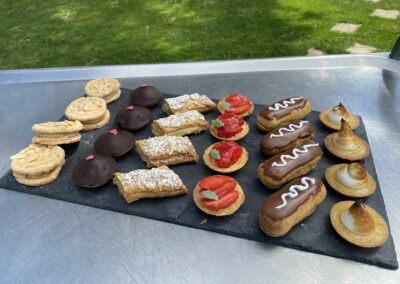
[
  {"x1": 341, "y1": 210, "x2": 356, "y2": 233},
  {"x1": 328, "y1": 110, "x2": 343, "y2": 123},
  {"x1": 336, "y1": 166, "x2": 365, "y2": 188}
]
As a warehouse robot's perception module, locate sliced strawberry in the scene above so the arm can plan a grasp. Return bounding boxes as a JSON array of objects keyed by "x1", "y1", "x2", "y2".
[
  {"x1": 210, "y1": 142, "x2": 243, "y2": 168},
  {"x1": 224, "y1": 93, "x2": 252, "y2": 115},
  {"x1": 199, "y1": 175, "x2": 235, "y2": 191},
  {"x1": 205, "y1": 191, "x2": 240, "y2": 211},
  {"x1": 213, "y1": 180, "x2": 237, "y2": 196},
  {"x1": 216, "y1": 113, "x2": 245, "y2": 138}
]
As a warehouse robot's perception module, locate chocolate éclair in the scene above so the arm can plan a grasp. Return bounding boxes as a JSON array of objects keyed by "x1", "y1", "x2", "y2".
[
  {"x1": 259, "y1": 176, "x2": 326, "y2": 237},
  {"x1": 256, "y1": 97, "x2": 312, "y2": 131},
  {"x1": 258, "y1": 140, "x2": 323, "y2": 189},
  {"x1": 260, "y1": 120, "x2": 315, "y2": 156}
]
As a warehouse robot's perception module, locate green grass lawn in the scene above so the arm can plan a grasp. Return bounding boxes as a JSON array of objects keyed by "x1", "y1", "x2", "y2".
[{"x1": 1, "y1": 0, "x2": 399, "y2": 69}]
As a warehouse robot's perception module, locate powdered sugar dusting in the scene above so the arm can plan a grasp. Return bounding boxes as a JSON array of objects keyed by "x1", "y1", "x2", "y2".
[
  {"x1": 165, "y1": 93, "x2": 214, "y2": 111},
  {"x1": 118, "y1": 168, "x2": 184, "y2": 192},
  {"x1": 140, "y1": 136, "x2": 194, "y2": 157},
  {"x1": 155, "y1": 110, "x2": 206, "y2": 128}
]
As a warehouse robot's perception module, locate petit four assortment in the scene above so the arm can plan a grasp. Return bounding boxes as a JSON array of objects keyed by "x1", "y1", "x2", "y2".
[
  {"x1": 9, "y1": 77, "x2": 390, "y2": 253},
  {"x1": 115, "y1": 105, "x2": 151, "y2": 131},
  {"x1": 325, "y1": 162, "x2": 376, "y2": 198},
  {"x1": 65, "y1": 97, "x2": 110, "y2": 131},
  {"x1": 257, "y1": 96, "x2": 311, "y2": 131},
  {"x1": 209, "y1": 113, "x2": 249, "y2": 141},
  {"x1": 10, "y1": 144, "x2": 65, "y2": 186},
  {"x1": 260, "y1": 120, "x2": 315, "y2": 156},
  {"x1": 94, "y1": 129, "x2": 135, "y2": 157},
  {"x1": 163, "y1": 93, "x2": 216, "y2": 114},
  {"x1": 325, "y1": 119, "x2": 370, "y2": 161},
  {"x1": 330, "y1": 200, "x2": 388, "y2": 248},
  {"x1": 217, "y1": 93, "x2": 254, "y2": 117},
  {"x1": 32, "y1": 120, "x2": 83, "y2": 145},
  {"x1": 130, "y1": 84, "x2": 163, "y2": 107},
  {"x1": 151, "y1": 110, "x2": 209, "y2": 136},
  {"x1": 319, "y1": 103, "x2": 360, "y2": 131},
  {"x1": 258, "y1": 140, "x2": 323, "y2": 189},
  {"x1": 259, "y1": 176, "x2": 326, "y2": 237},
  {"x1": 113, "y1": 166, "x2": 187, "y2": 203},
  {"x1": 203, "y1": 141, "x2": 248, "y2": 173},
  {"x1": 193, "y1": 175, "x2": 245, "y2": 216},
  {"x1": 72, "y1": 154, "x2": 117, "y2": 188},
  {"x1": 135, "y1": 136, "x2": 199, "y2": 168},
  {"x1": 85, "y1": 77, "x2": 121, "y2": 104}
]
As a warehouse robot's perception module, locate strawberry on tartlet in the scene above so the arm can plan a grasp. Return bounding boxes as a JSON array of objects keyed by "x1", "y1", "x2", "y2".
[
  {"x1": 217, "y1": 93, "x2": 254, "y2": 118},
  {"x1": 193, "y1": 175, "x2": 245, "y2": 216},
  {"x1": 203, "y1": 141, "x2": 248, "y2": 173},
  {"x1": 210, "y1": 113, "x2": 249, "y2": 141}
]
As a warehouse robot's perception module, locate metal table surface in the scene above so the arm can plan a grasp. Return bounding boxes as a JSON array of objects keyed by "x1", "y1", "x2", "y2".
[{"x1": 0, "y1": 54, "x2": 399, "y2": 283}]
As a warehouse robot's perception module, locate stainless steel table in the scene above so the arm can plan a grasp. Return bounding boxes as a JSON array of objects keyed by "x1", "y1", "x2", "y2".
[{"x1": 0, "y1": 54, "x2": 399, "y2": 283}]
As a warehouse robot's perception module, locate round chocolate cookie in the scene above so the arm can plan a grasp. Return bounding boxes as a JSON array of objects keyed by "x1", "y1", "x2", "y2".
[
  {"x1": 94, "y1": 129, "x2": 135, "y2": 157},
  {"x1": 130, "y1": 84, "x2": 163, "y2": 107},
  {"x1": 115, "y1": 105, "x2": 150, "y2": 131},
  {"x1": 72, "y1": 154, "x2": 117, "y2": 188}
]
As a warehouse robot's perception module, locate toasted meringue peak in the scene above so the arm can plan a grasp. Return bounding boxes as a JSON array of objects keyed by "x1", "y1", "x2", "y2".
[
  {"x1": 329, "y1": 103, "x2": 352, "y2": 122},
  {"x1": 333, "y1": 120, "x2": 358, "y2": 150},
  {"x1": 347, "y1": 200, "x2": 376, "y2": 234},
  {"x1": 348, "y1": 163, "x2": 368, "y2": 180}
]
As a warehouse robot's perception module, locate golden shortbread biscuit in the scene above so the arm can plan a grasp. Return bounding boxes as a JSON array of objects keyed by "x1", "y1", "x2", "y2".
[
  {"x1": 32, "y1": 120, "x2": 83, "y2": 134},
  {"x1": 65, "y1": 97, "x2": 107, "y2": 123},
  {"x1": 32, "y1": 133, "x2": 81, "y2": 145},
  {"x1": 10, "y1": 144, "x2": 65, "y2": 176},
  {"x1": 81, "y1": 109, "x2": 111, "y2": 131},
  {"x1": 85, "y1": 78, "x2": 121, "y2": 98}
]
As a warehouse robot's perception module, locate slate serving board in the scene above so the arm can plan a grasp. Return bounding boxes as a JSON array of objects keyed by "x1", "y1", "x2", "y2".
[{"x1": 0, "y1": 89, "x2": 397, "y2": 270}]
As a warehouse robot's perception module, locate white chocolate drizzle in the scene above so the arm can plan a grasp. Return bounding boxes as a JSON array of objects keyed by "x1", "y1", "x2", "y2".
[
  {"x1": 269, "y1": 121, "x2": 309, "y2": 138},
  {"x1": 276, "y1": 177, "x2": 316, "y2": 209},
  {"x1": 268, "y1": 97, "x2": 304, "y2": 111},
  {"x1": 271, "y1": 143, "x2": 319, "y2": 167}
]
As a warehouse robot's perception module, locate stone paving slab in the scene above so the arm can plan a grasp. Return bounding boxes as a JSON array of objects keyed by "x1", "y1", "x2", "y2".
[
  {"x1": 307, "y1": 48, "x2": 326, "y2": 56},
  {"x1": 371, "y1": 9, "x2": 399, "y2": 20},
  {"x1": 330, "y1": 23, "x2": 361, "y2": 34},
  {"x1": 346, "y1": 43, "x2": 377, "y2": 54}
]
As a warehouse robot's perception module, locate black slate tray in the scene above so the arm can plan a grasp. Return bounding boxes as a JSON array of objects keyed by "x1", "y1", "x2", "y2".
[{"x1": 0, "y1": 89, "x2": 397, "y2": 270}]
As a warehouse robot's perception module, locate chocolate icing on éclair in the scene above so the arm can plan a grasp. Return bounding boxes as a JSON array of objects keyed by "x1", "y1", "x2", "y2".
[
  {"x1": 261, "y1": 120, "x2": 315, "y2": 152},
  {"x1": 261, "y1": 176, "x2": 323, "y2": 220},
  {"x1": 260, "y1": 97, "x2": 307, "y2": 120},
  {"x1": 115, "y1": 105, "x2": 150, "y2": 131},
  {"x1": 72, "y1": 154, "x2": 117, "y2": 188},
  {"x1": 94, "y1": 129, "x2": 135, "y2": 157},
  {"x1": 262, "y1": 140, "x2": 322, "y2": 179},
  {"x1": 130, "y1": 84, "x2": 163, "y2": 107}
]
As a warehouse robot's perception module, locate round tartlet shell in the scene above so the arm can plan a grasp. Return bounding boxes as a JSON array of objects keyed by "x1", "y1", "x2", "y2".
[
  {"x1": 203, "y1": 144, "x2": 249, "y2": 173},
  {"x1": 330, "y1": 201, "x2": 389, "y2": 248},
  {"x1": 319, "y1": 110, "x2": 360, "y2": 131},
  {"x1": 325, "y1": 164, "x2": 376, "y2": 198},
  {"x1": 209, "y1": 121, "x2": 249, "y2": 141},
  {"x1": 193, "y1": 182, "x2": 245, "y2": 216},
  {"x1": 324, "y1": 133, "x2": 370, "y2": 161},
  {"x1": 217, "y1": 98, "x2": 254, "y2": 118}
]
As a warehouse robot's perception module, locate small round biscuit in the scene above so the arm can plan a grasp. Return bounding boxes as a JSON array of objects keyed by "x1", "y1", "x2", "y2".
[
  {"x1": 82, "y1": 109, "x2": 111, "y2": 131},
  {"x1": 14, "y1": 163, "x2": 64, "y2": 186},
  {"x1": 103, "y1": 89, "x2": 121, "y2": 104},
  {"x1": 11, "y1": 144, "x2": 65, "y2": 176},
  {"x1": 32, "y1": 120, "x2": 83, "y2": 134},
  {"x1": 32, "y1": 133, "x2": 81, "y2": 145},
  {"x1": 85, "y1": 78, "x2": 120, "y2": 98},
  {"x1": 65, "y1": 97, "x2": 107, "y2": 123}
]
